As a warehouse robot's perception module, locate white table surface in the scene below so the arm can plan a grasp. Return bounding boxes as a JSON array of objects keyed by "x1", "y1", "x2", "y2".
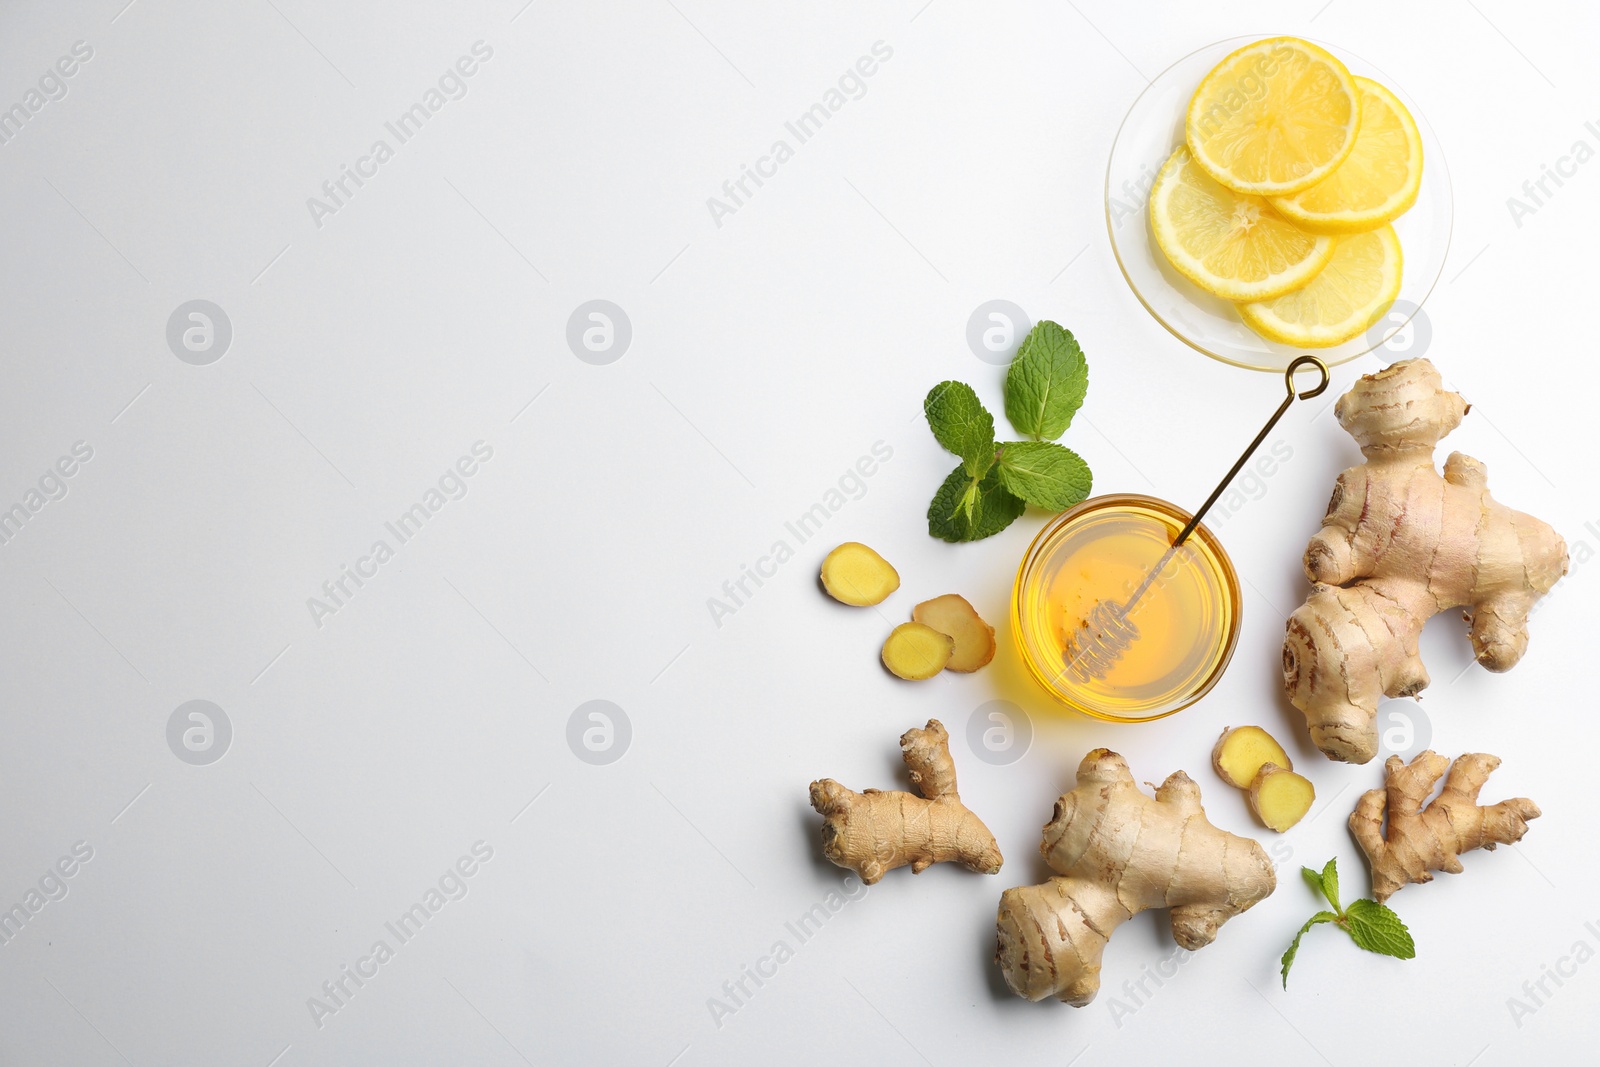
[{"x1": 1, "y1": 1, "x2": 1596, "y2": 1064}]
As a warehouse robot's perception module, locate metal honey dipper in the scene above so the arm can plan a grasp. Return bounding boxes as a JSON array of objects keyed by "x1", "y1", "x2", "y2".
[{"x1": 1061, "y1": 355, "x2": 1331, "y2": 684}]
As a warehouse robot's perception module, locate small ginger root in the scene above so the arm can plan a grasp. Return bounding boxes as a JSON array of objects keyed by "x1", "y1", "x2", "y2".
[
  {"x1": 995, "y1": 749, "x2": 1275, "y2": 1005},
  {"x1": 1248, "y1": 764, "x2": 1315, "y2": 832},
  {"x1": 1283, "y1": 359, "x2": 1568, "y2": 763},
  {"x1": 820, "y1": 542, "x2": 900, "y2": 606},
  {"x1": 809, "y1": 719, "x2": 1002, "y2": 884},
  {"x1": 1212, "y1": 725, "x2": 1293, "y2": 788},
  {"x1": 911, "y1": 594, "x2": 996, "y2": 672},
  {"x1": 1351, "y1": 750, "x2": 1539, "y2": 902},
  {"x1": 881, "y1": 622, "x2": 953, "y2": 680}
]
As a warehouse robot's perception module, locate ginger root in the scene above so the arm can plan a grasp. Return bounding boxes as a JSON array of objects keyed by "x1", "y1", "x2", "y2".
[
  {"x1": 809, "y1": 719, "x2": 1002, "y2": 884},
  {"x1": 995, "y1": 749, "x2": 1275, "y2": 1005},
  {"x1": 1351, "y1": 750, "x2": 1539, "y2": 902},
  {"x1": 820, "y1": 542, "x2": 900, "y2": 606},
  {"x1": 1282, "y1": 359, "x2": 1567, "y2": 763},
  {"x1": 912, "y1": 594, "x2": 996, "y2": 672},
  {"x1": 881, "y1": 622, "x2": 953, "y2": 680}
]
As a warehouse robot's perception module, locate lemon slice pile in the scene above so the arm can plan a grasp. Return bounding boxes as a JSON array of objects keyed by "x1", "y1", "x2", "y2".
[
  {"x1": 1151, "y1": 38, "x2": 1421, "y2": 348},
  {"x1": 1150, "y1": 148, "x2": 1335, "y2": 302}
]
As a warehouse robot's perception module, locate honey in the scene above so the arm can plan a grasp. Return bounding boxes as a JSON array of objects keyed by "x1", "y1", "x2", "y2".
[{"x1": 1013, "y1": 494, "x2": 1241, "y2": 721}]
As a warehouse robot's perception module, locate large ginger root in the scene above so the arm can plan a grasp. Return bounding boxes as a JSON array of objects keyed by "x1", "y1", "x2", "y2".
[
  {"x1": 809, "y1": 720, "x2": 1002, "y2": 885},
  {"x1": 1351, "y1": 750, "x2": 1539, "y2": 902},
  {"x1": 995, "y1": 750, "x2": 1275, "y2": 1005},
  {"x1": 1283, "y1": 359, "x2": 1567, "y2": 763}
]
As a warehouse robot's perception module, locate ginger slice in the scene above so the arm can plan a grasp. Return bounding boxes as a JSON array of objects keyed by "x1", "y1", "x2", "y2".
[
  {"x1": 881, "y1": 623, "x2": 953, "y2": 680},
  {"x1": 911, "y1": 594, "x2": 996, "y2": 672},
  {"x1": 1248, "y1": 763, "x2": 1315, "y2": 832},
  {"x1": 820, "y1": 542, "x2": 900, "y2": 606},
  {"x1": 1212, "y1": 725, "x2": 1293, "y2": 789}
]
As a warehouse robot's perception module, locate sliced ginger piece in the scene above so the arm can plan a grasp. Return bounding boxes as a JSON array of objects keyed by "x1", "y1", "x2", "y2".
[
  {"x1": 1248, "y1": 764, "x2": 1315, "y2": 832},
  {"x1": 881, "y1": 623, "x2": 953, "y2": 680},
  {"x1": 911, "y1": 594, "x2": 995, "y2": 672},
  {"x1": 1212, "y1": 726, "x2": 1292, "y2": 789},
  {"x1": 820, "y1": 542, "x2": 900, "y2": 606}
]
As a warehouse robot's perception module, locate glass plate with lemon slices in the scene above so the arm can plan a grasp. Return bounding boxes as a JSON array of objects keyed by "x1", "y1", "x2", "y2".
[{"x1": 1106, "y1": 36, "x2": 1451, "y2": 371}]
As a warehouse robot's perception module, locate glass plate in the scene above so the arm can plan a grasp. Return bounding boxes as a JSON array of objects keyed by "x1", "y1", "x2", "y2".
[{"x1": 1105, "y1": 36, "x2": 1452, "y2": 371}]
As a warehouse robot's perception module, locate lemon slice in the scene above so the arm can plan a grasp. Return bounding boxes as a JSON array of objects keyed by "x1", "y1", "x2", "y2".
[
  {"x1": 1149, "y1": 146, "x2": 1336, "y2": 302},
  {"x1": 1186, "y1": 37, "x2": 1360, "y2": 196},
  {"x1": 1269, "y1": 77, "x2": 1423, "y2": 234},
  {"x1": 1238, "y1": 225, "x2": 1402, "y2": 346}
]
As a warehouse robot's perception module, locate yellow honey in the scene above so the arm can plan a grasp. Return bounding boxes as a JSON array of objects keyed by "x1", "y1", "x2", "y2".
[{"x1": 1013, "y1": 494, "x2": 1241, "y2": 721}]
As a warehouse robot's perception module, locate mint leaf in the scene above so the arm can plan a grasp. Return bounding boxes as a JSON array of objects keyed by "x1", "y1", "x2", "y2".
[
  {"x1": 1004, "y1": 321, "x2": 1088, "y2": 441},
  {"x1": 924, "y1": 381, "x2": 997, "y2": 477},
  {"x1": 969, "y1": 472, "x2": 1027, "y2": 538},
  {"x1": 1302, "y1": 859, "x2": 1341, "y2": 913},
  {"x1": 1281, "y1": 912, "x2": 1337, "y2": 989},
  {"x1": 1300, "y1": 865, "x2": 1329, "y2": 904},
  {"x1": 927, "y1": 464, "x2": 1025, "y2": 543},
  {"x1": 1343, "y1": 899, "x2": 1416, "y2": 960},
  {"x1": 927, "y1": 466, "x2": 981, "y2": 542},
  {"x1": 995, "y1": 441, "x2": 1092, "y2": 511},
  {"x1": 1319, "y1": 857, "x2": 1341, "y2": 913}
]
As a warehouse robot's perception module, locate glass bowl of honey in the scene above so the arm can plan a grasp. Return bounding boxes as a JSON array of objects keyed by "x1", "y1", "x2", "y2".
[{"x1": 1012, "y1": 494, "x2": 1242, "y2": 722}]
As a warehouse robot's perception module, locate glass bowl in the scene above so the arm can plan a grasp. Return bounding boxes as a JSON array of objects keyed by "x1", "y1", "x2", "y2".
[
  {"x1": 1105, "y1": 36, "x2": 1453, "y2": 371},
  {"x1": 1012, "y1": 494, "x2": 1241, "y2": 722}
]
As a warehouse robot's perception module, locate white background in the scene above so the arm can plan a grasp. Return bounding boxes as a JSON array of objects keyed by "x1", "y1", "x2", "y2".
[{"x1": 0, "y1": 1, "x2": 1596, "y2": 1064}]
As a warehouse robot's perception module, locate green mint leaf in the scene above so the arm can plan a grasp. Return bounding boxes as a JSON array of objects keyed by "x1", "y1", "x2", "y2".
[
  {"x1": 1004, "y1": 321, "x2": 1088, "y2": 441},
  {"x1": 1342, "y1": 899, "x2": 1416, "y2": 960},
  {"x1": 1281, "y1": 911, "x2": 1337, "y2": 989},
  {"x1": 927, "y1": 467, "x2": 979, "y2": 542},
  {"x1": 995, "y1": 441, "x2": 1092, "y2": 511},
  {"x1": 927, "y1": 464, "x2": 1025, "y2": 543},
  {"x1": 1300, "y1": 865, "x2": 1330, "y2": 907},
  {"x1": 1320, "y1": 858, "x2": 1341, "y2": 914},
  {"x1": 969, "y1": 469, "x2": 1027, "y2": 539},
  {"x1": 924, "y1": 381, "x2": 997, "y2": 477}
]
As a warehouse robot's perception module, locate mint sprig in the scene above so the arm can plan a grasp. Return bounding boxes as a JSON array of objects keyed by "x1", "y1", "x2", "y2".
[
  {"x1": 1281, "y1": 858, "x2": 1415, "y2": 989},
  {"x1": 923, "y1": 321, "x2": 1092, "y2": 542}
]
